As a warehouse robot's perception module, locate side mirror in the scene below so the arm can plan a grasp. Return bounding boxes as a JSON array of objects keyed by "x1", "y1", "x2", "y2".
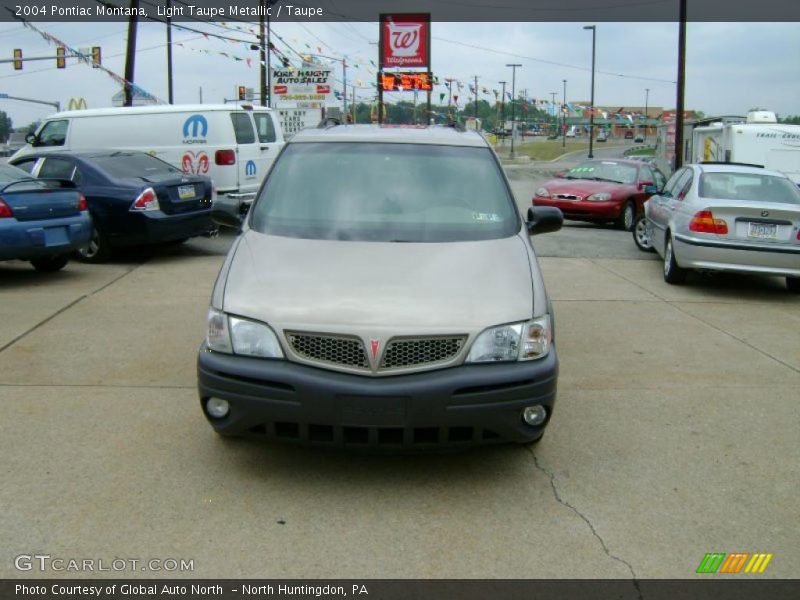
[
  {"x1": 25, "y1": 133, "x2": 37, "y2": 145},
  {"x1": 211, "y1": 203, "x2": 245, "y2": 231},
  {"x1": 527, "y1": 206, "x2": 563, "y2": 236},
  {"x1": 644, "y1": 185, "x2": 658, "y2": 195},
  {"x1": 639, "y1": 179, "x2": 654, "y2": 189},
  {"x1": 554, "y1": 171, "x2": 566, "y2": 179}
]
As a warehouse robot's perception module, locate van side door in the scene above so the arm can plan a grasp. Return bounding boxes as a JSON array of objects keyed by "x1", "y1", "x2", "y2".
[
  {"x1": 252, "y1": 111, "x2": 282, "y2": 181},
  {"x1": 229, "y1": 111, "x2": 259, "y2": 196}
]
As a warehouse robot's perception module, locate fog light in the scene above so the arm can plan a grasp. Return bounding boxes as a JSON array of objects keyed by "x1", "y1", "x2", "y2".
[
  {"x1": 206, "y1": 398, "x2": 230, "y2": 419},
  {"x1": 522, "y1": 405, "x2": 547, "y2": 426}
]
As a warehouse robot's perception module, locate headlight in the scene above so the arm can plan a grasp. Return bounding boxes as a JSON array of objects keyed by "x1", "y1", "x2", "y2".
[
  {"x1": 535, "y1": 187, "x2": 550, "y2": 198},
  {"x1": 207, "y1": 307, "x2": 232, "y2": 353},
  {"x1": 229, "y1": 316, "x2": 284, "y2": 358},
  {"x1": 206, "y1": 309, "x2": 284, "y2": 359},
  {"x1": 466, "y1": 315, "x2": 552, "y2": 363},
  {"x1": 586, "y1": 192, "x2": 612, "y2": 201}
]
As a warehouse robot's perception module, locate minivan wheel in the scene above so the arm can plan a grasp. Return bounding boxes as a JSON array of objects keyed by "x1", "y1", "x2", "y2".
[
  {"x1": 616, "y1": 201, "x2": 635, "y2": 231},
  {"x1": 633, "y1": 214, "x2": 655, "y2": 252},
  {"x1": 30, "y1": 254, "x2": 69, "y2": 272},
  {"x1": 76, "y1": 228, "x2": 111, "y2": 263},
  {"x1": 787, "y1": 277, "x2": 800, "y2": 293},
  {"x1": 663, "y1": 235, "x2": 687, "y2": 284}
]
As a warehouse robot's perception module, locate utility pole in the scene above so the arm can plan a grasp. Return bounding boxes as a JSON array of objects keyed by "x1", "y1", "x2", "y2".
[
  {"x1": 123, "y1": 0, "x2": 140, "y2": 107},
  {"x1": 674, "y1": 0, "x2": 687, "y2": 170},
  {"x1": 473, "y1": 75, "x2": 479, "y2": 118},
  {"x1": 343, "y1": 59, "x2": 347, "y2": 117},
  {"x1": 259, "y1": 0, "x2": 267, "y2": 106},
  {"x1": 550, "y1": 91, "x2": 557, "y2": 134},
  {"x1": 506, "y1": 64, "x2": 521, "y2": 159},
  {"x1": 583, "y1": 25, "x2": 596, "y2": 158},
  {"x1": 499, "y1": 81, "x2": 506, "y2": 139},
  {"x1": 165, "y1": 0, "x2": 173, "y2": 103},
  {"x1": 562, "y1": 79, "x2": 567, "y2": 149},
  {"x1": 644, "y1": 88, "x2": 650, "y2": 142}
]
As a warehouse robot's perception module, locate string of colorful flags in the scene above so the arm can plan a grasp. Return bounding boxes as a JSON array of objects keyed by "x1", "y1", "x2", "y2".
[{"x1": 15, "y1": 17, "x2": 164, "y2": 104}]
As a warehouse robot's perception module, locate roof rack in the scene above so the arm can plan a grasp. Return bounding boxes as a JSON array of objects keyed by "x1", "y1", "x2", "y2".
[{"x1": 700, "y1": 161, "x2": 764, "y2": 168}]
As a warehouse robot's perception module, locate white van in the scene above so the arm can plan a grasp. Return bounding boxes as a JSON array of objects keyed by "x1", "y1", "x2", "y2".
[{"x1": 12, "y1": 104, "x2": 285, "y2": 202}]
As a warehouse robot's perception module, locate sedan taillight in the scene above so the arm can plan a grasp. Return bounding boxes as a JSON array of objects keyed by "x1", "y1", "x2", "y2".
[
  {"x1": 131, "y1": 187, "x2": 160, "y2": 211},
  {"x1": 689, "y1": 210, "x2": 728, "y2": 235},
  {"x1": 0, "y1": 197, "x2": 12, "y2": 219},
  {"x1": 78, "y1": 193, "x2": 88, "y2": 212}
]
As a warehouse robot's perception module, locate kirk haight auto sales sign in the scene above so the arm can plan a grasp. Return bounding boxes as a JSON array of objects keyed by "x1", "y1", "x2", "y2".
[
  {"x1": 380, "y1": 13, "x2": 430, "y2": 69},
  {"x1": 270, "y1": 68, "x2": 333, "y2": 100}
]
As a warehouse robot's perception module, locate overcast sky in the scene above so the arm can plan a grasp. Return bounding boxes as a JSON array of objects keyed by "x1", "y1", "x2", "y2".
[{"x1": 1, "y1": 20, "x2": 798, "y2": 128}]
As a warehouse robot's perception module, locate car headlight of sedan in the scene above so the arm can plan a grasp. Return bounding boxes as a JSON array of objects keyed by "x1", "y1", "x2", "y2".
[
  {"x1": 534, "y1": 187, "x2": 550, "y2": 198},
  {"x1": 586, "y1": 192, "x2": 612, "y2": 201},
  {"x1": 466, "y1": 315, "x2": 552, "y2": 363},
  {"x1": 206, "y1": 308, "x2": 284, "y2": 358}
]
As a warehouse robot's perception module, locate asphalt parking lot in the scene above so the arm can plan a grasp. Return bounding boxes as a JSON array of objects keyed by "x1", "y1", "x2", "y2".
[{"x1": 1, "y1": 169, "x2": 798, "y2": 581}]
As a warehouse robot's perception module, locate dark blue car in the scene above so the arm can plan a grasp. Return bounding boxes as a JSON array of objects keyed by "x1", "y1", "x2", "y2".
[
  {"x1": 0, "y1": 163, "x2": 91, "y2": 272},
  {"x1": 12, "y1": 151, "x2": 215, "y2": 262}
]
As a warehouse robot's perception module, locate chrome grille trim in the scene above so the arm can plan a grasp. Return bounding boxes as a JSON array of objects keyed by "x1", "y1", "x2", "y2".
[
  {"x1": 380, "y1": 336, "x2": 467, "y2": 370},
  {"x1": 285, "y1": 332, "x2": 369, "y2": 369}
]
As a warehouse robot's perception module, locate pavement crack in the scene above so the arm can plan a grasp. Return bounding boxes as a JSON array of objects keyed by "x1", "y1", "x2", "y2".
[
  {"x1": 525, "y1": 446, "x2": 643, "y2": 600},
  {"x1": 0, "y1": 263, "x2": 144, "y2": 355}
]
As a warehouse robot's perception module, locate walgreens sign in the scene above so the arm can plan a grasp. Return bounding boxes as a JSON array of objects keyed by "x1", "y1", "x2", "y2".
[{"x1": 380, "y1": 13, "x2": 430, "y2": 69}]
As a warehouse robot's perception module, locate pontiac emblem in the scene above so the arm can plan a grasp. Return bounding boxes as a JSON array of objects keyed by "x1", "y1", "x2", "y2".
[
  {"x1": 370, "y1": 339, "x2": 380, "y2": 361},
  {"x1": 761, "y1": 210, "x2": 769, "y2": 217}
]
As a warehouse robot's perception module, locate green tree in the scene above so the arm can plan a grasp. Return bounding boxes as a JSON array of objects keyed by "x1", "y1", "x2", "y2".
[{"x1": 0, "y1": 111, "x2": 12, "y2": 143}]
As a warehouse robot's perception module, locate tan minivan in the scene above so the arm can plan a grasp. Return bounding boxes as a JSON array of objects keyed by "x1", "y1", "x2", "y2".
[{"x1": 198, "y1": 123, "x2": 564, "y2": 449}]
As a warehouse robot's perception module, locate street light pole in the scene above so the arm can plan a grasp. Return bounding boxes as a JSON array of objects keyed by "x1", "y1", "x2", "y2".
[
  {"x1": 550, "y1": 91, "x2": 557, "y2": 134},
  {"x1": 562, "y1": 79, "x2": 567, "y2": 149},
  {"x1": 583, "y1": 25, "x2": 596, "y2": 158},
  {"x1": 644, "y1": 88, "x2": 650, "y2": 143},
  {"x1": 506, "y1": 64, "x2": 521, "y2": 159}
]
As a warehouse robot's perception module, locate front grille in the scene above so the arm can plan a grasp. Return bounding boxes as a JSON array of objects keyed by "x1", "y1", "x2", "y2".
[
  {"x1": 554, "y1": 193, "x2": 581, "y2": 201},
  {"x1": 286, "y1": 332, "x2": 369, "y2": 369},
  {"x1": 380, "y1": 336, "x2": 466, "y2": 369}
]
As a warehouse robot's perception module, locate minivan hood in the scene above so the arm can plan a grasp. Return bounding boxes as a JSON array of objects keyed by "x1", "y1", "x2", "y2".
[{"x1": 222, "y1": 231, "x2": 535, "y2": 335}]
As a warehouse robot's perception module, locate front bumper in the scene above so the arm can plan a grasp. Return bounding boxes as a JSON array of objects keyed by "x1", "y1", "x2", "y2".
[
  {"x1": 534, "y1": 197, "x2": 622, "y2": 221},
  {"x1": 197, "y1": 345, "x2": 559, "y2": 449}
]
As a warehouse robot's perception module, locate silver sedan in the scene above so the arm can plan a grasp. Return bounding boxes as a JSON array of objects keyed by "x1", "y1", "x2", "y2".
[{"x1": 642, "y1": 163, "x2": 800, "y2": 291}]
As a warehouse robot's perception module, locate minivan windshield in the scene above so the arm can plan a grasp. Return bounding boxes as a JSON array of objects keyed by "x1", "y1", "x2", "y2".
[{"x1": 249, "y1": 142, "x2": 519, "y2": 242}]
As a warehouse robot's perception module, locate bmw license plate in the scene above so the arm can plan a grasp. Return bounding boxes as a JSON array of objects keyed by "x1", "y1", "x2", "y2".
[
  {"x1": 747, "y1": 222, "x2": 777, "y2": 240},
  {"x1": 177, "y1": 185, "x2": 196, "y2": 200}
]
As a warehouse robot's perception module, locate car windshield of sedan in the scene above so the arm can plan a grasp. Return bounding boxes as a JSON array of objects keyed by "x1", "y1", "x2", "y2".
[
  {"x1": 699, "y1": 172, "x2": 800, "y2": 205},
  {"x1": 564, "y1": 161, "x2": 638, "y2": 185},
  {"x1": 250, "y1": 142, "x2": 519, "y2": 242}
]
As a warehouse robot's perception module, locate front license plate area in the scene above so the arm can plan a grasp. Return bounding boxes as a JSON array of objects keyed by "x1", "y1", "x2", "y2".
[
  {"x1": 337, "y1": 395, "x2": 408, "y2": 427},
  {"x1": 747, "y1": 222, "x2": 777, "y2": 240},
  {"x1": 178, "y1": 185, "x2": 196, "y2": 200}
]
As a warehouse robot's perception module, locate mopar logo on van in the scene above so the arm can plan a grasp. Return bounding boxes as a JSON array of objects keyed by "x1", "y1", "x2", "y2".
[
  {"x1": 245, "y1": 160, "x2": 257, "y2": 178},
  {"x1": 182, "y1": 114, "x2": 208, "y2": 144}
]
